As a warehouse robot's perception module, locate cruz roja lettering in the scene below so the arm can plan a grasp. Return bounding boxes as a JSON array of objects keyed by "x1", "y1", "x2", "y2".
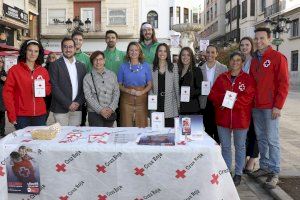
[
  {"x1": 106, "y1": 185, "x2": 123, "y2": 196},
  {"x1": 68, "y1": 181, "x2": 84, "y2": 196},
  {"x1": 65, "y1": 151, "x2": 82, "y2": 164},
  {"x1": 184, "y1": 189, "x2": 200, "y2": 200},
  {"x1": 105, "y1": 152, "x2": 122, "y2": 167},
  {"x1": 143, "y1": 188, "x2": 161, "y2": 199},
  {"x1": 144, "y1": 153, "x2": 163, "y2": 169}
]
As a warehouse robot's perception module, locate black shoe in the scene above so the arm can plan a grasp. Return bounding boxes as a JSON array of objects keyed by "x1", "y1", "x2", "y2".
[
  {"x1": 233, "y1": 175, "x2": 241, "y2": 186},
  {"x1": 243, "y1": 169, "x2": 253, "y2": 174}
]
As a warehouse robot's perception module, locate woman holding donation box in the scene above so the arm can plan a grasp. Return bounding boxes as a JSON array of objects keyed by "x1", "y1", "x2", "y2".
[{"x1": 208, "y1": 51, "x2": 255, "y2": 186}]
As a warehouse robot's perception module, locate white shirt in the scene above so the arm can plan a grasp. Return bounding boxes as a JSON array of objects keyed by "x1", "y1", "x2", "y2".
[
  {"x1": 205, "y1": 63, "x2": 216, "y2": 86},
  {"x1": 63, "y1": 56, "x2": 78, "y2": 101}
]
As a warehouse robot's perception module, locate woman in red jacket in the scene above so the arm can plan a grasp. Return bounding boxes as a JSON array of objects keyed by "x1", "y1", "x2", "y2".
[
  {"x1": 208, "y1": 51, "x2": 255, "y2": 186},
  {"x1": 3, "y1": 39, "x2": 51, "y2": 130}
]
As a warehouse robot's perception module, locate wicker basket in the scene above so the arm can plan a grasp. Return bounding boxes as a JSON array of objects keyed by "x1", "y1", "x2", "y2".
[{"x1": 31, "y1": 123, "x2": 61, "y2": 140}]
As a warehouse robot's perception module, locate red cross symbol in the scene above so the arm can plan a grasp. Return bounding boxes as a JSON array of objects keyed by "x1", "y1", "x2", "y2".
[
  {"x1": 175, "y1": 169, "x2": 186, "y2": 179},
  {"x1": 134, "y1": 167, "x2": 145, "y2": 176},
  {"x1": 59, "y1": 196, "x2": 68, "y2": 200},
  {"x1": 98, "y1": 194, "x2": 107, "y2": 200},
  {"x1": 0, "y1": 166, "x2": 5, "y2": 176},
  {"x1": 19, "y1": 167, "x2": 30, "y2": 177},
  {"x1": 210, "y1": 173, "x2": 219, "y2": 185},
  {"x1": 56, "y1": 163, "x2": 66, "y2": 172},
  {"x1": 21, "y1": 139, "x2": 32, "y2": 142},
  {"x1": 155, "y1": 116, "x2": 159, "y2": 120},
  {"x1": 177, "y1": 141, "x2": 186, "y2": 145},
  {"x1": 96, "y1": 165, "x2": 106, "y2": 173}
]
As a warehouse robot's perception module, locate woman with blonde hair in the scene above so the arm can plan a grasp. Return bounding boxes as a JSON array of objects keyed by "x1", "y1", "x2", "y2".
[{"x1": 118, "y1": 41, "x2": 152, "y2": 127}]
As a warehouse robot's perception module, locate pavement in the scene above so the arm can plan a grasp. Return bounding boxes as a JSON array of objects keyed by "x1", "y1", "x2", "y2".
[{"x1": 1, "y1": 89, "x2": 300, "y2": 199}]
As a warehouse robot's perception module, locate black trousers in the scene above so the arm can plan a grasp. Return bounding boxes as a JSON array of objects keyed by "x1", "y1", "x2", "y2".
[
  {"x1": 0, "y1": 111, "x2": 5, "y2": 136},
  {"x1": 203, "y1": 99, "x2": 220, "y2": 144},
  {"x1": 88, "y1": 112, "x2": 115, "y2": 127},
  {"x1": 165, "y1": 118, "x2": 174, "y2": 128},
  {"x1": 246, "y1": 118, "x2": 259, "y2": 158},
  {"x1": 80, "y1": 103, "x2": 87, "y2": 126}
]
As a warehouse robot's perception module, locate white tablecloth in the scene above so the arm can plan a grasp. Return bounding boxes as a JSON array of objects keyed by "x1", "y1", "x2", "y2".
[{"x1": 0, "y1": 126, "x2": 240, "y2": 200}]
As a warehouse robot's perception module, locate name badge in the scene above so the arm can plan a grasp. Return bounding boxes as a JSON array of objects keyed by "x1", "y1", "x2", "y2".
[
  {"x1": 34, "y1": 76, "x2": 46, "y2": 97},
  {"x1": 148, "y1": 95, "x2": 157, "y2": 110},
  {"x1": 180, "y1": 86, "x2": 190, "y2": 102},
  {"x1": 201, "y1": 81, "x2": 211, "y2": 95},
  {"x1": 151, "y1": 112, "x2": 165, "y2": 130},
  {"x1": 222, "y1": 91, "x2": 237, "y2": 109}
]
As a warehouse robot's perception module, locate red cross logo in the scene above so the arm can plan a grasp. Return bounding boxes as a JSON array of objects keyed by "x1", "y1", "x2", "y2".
[
  {"x1": 96, "y1": 165, "x2": 106, "y2": 173},
  {"x1": 56, "y1": 163, "x2": 66, "y2": 172},
  {"x1": 59, "y1": 196, "x2": 68, "y2": 200},
  {"x1": 175, "y1": 169, "x2": 186, "y2": 179},
  {"x1": 19, "y1": 167, "x2": 30, "y2": 177},
  {"x1": 134, "y1": 167, "x2": 145, "y2": 176},
  {"x1": 0, "y1": 166, "x2": 5, "y2": 176},
  {"x1": 155, "y1": 116, "x2": 159, "y2": 120},
  {"x1": 177, "y1": 141, "x2": 186, "y2": 145},
  {"x1": 210, "y1": 173, "x2": 219, "y2": 185},
  {"x1": 98, "y1": 194, "x2": 107, "y2": 200},
  {"x1": 21, "y1": 139, "x2": 32, "y2": 142}
]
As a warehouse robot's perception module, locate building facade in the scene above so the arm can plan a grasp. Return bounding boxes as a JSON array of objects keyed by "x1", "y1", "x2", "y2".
[{"x1": 0, "y1": 0, "x2": 39, "y2": 48}]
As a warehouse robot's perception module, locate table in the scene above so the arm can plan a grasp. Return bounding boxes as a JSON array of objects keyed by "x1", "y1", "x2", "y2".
[{"x1": 0, "y1": 126, "x2": 240, "y2": 200}]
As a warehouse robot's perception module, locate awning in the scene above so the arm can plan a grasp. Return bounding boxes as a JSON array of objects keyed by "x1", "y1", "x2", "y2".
[
  {"x1": 0, "y1": 43, "x2": 19, "y2": 51},
  {"x1": 0, "y1": 51, "x2": 18, "y2": 56}
]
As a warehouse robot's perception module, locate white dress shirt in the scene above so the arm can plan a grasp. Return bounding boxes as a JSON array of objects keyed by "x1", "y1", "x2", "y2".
[
  {"x1": 205, "y1": 63, "x2": 216, "y2": 86},
  {"x1": 63, "y1": 56, "x2": 78, "y2": 101}
]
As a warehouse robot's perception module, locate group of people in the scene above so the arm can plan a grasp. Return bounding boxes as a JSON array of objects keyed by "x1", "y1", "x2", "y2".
[{"x1": 0, "y1": 22, "x2": 289, "y2": 189}]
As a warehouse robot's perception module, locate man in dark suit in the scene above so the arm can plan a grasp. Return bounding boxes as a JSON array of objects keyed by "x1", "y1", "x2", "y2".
[{"x1": 49, "y1": 37, "x2": 87, "y2": 126}]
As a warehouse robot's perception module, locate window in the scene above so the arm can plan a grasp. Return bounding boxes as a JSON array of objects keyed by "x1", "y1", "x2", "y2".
[
  {"x1": 184, "y1": 8, "x2": 189, "y2": 23},
  {"x1": 29, "y1": 0, "x2": 36, "y2": 6},
  {"x1": 291, "y1": 19, "x2": 299, "y2": 37},
  {"x1": 193, "y1": 13, "x2": 198, "y2": 23},
  {"x1": 207, "y1": 11, "x2": 209, "y2": 23},
  {"x1": 215, "y1": 3, "x2": 217, "y2": 18},
  {"x1": 169, "y1": 7, "x2": 173, "y2": 30},
  {"x1": 81, "y1": 8, "x2": 95, "y2": 30},
  {"x1": 147, "y1": 11, "x2": 158, "y2": 28},
  {"x1": 232, "y1": 6, "x2": 238, "y2": 20},
  {"x1": 242, "y1": 0, "x2": 247, "y2": 19},
  {"x1": 108, "y1": 9, "x2": 126, "y2": 25},
  {"x1": 176, "y1": 7, "x2": 180, "y2": 24},
  {"x1": 261, "y1": 0, "x2": 265, "y2": 12},
  {"x1": 210, "y1": 7, "x2": 213, "y2": 20},
  {"x1": 291, "y1": 50, "x2": 298, "y2": 71},
  {"x1": 250, "y1": 0, "x2": 255, "y2": 16},
  {"x1": 47, "y1": 9, "x2": 66, "y2": 25}
]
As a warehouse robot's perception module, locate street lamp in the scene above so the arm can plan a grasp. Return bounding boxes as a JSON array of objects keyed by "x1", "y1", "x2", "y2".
[
  {"x1": 265, "y1": 15, "x2": 292, "y2": 51},
  {"x1": 65, "y1": 16, "x2": 92, "y2": 33}
]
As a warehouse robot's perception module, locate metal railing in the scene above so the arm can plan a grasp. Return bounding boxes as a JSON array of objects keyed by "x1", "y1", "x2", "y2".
[{"x1": 264, "y1": 0, "x2": 286, "y2": 18}]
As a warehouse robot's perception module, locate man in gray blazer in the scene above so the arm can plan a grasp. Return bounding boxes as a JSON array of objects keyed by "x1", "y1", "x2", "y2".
[
  {"x1": 49, "y1": 37, "x2": 87, "y2": 126},
  {"x1": 199, "y1": 45, "x2": 227, "y2": 144}
]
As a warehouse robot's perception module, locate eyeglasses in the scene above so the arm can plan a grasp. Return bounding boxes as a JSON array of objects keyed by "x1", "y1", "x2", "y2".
[{"x1": 63, "y1": 45, "x2": 74, "y2": 49}]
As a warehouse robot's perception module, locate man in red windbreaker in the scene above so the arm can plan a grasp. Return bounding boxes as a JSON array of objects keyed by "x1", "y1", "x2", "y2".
[{"x1": 249, "y1": 27, "x2": 289, "y2": 189}]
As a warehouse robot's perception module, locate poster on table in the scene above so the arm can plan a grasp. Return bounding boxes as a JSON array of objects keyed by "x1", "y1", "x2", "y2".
[{"x1": 5, "y1": 144, "x2": 40, "y2": 194}]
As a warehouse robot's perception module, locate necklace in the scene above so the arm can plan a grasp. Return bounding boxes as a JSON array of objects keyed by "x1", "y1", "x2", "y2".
[{"x1": 129, "y1": 62, "x2": 143, "y2": 73}]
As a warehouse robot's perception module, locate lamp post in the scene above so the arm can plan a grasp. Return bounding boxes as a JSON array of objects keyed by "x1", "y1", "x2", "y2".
[
  {"x1": 265, "y1": 15, "x2": 292, "y2": 51},
  {"x1": 65, "y1": 16, "x2": 92, "y2": 33}
]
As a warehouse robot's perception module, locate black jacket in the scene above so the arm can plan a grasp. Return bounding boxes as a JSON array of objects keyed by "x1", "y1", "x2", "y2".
[{"x1": 0, "y1": 70, "x2": 7, "y2": 111}]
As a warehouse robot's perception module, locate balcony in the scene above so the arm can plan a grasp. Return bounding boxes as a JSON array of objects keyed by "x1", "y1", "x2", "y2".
[{"x1": 264, "y1": 0, "x2": 286, "y2": 18}]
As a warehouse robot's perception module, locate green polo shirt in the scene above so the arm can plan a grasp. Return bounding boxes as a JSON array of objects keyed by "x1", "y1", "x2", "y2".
[
  {"x1": 140, "y1": 41, "x2": 159, "y2": 65},
  {"x1": 75, "y1": 50, "x2": 93, "y2": 73},
  {"x1": 103, "y1": 48, "x2": 126, "y2": 75}
]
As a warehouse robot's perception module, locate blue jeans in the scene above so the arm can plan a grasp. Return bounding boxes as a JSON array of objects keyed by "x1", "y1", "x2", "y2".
[
  {"x1": 217, "y1": 126, "x2": 248, "y2": 176},
  {"x1": 14, "y1": 115, "x2": 47, "y2": 130},
  {"x1": 252, "y1": 108, "x2": 280, "y2": 174}
]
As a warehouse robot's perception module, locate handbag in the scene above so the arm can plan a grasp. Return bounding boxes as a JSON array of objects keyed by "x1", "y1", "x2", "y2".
[{"x1": 90, "y1": 73, "x2": 116, "y2": 122}]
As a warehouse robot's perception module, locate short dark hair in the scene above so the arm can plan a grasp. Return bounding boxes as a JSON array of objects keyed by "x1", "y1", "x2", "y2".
[
  {"x1": 10, "y1": 151, "x2": 21, "y2": 160},
  {"x1": 254, "y1": 27, "x2": 271, "y2": 38},
  {"x1": 239, "y1": 37, "x2": 254, "y2": 55},
  {"x1": 61, "y1": 37, "x2": 76, "y2": 49},
  {"x1": 106, "y1": 30, "x2": 118, "y2": 38},
  {"x1": 71, "y1": 31, "x2": 84, "y2": 39},
  {"x1": 206, "y1": 44, "x2": 219, "y2": 53},
  {"x1": 18, "y1": 39, "x2": 45, "y2": 65},
  {"x1": 90, "y1": 51, "x2": 105, "y2": 64},
  {"x1": 230, "y1": 51, "x2": 246, "y2": 62}
]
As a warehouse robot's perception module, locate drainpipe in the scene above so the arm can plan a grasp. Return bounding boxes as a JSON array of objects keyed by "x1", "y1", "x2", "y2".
[{"x1": 37, "y1": 0, "x2": 41, "y2": 40}]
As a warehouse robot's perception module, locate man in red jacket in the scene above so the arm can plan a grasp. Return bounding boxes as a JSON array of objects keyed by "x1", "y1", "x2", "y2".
[{"x1": 249, "y1": 27, "x2": 289, "y2": 189}]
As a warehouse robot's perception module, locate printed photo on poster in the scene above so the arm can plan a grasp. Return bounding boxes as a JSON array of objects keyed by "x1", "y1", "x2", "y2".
[{"x1": 6, "y1": 145, "x2": 40, "y2": 194}]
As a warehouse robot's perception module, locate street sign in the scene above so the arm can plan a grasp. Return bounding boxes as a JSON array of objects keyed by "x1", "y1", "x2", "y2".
[{"x1": 272, "y1": 38, "x2": 283, "y2": 46}]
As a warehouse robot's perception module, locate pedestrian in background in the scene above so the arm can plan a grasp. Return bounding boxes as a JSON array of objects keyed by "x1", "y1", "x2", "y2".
[{"x1": 0, "y1": 56, "x2": 7, "y2": 137}]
